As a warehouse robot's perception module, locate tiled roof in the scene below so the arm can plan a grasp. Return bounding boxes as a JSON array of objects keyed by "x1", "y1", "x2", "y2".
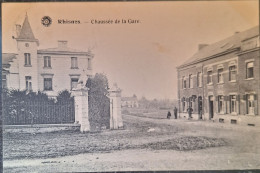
[
  {"x1": 2, "y1": 53, "x2": 17, "y2": 65},
  {"x1": 178, "y1": 26, "x2": 259, "y2": 68},
  {"x1": 17, "y1": 15, "x2": 36, "y2": 40}
]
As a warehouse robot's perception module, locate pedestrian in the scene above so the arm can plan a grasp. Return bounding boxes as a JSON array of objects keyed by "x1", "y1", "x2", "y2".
[
  {"x1": 167, "y1": 111, "x2": 171, "y2": 119},
  {"x1": 174, "y1": 107, "x2": 178, "y2": 119},
  {"x1": 187, "y1": 106, "x2": 193, "y2": 119}
]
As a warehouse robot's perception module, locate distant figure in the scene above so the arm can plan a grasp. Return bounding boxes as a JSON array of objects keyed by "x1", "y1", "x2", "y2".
[
  {"x1": 167, "y1": 111, "x2": 171, "y2": 119},
  {"x1": 174, "y1": 107, "x2": 178, "y2": 119},
  {"x1": 187, "y1": 106, "x2": 193, "y2": 119}
]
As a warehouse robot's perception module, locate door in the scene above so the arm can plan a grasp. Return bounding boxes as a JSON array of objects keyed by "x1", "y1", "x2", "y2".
[
  {"x1": 248, "y1": 94, "x2": 255, "y2": 115},
  {"x1": 230, "y1": 95, "x2": 237, "y2": 114},
  {"x1": 198, "y1": 96, "x2": 202, "y2": 119},
  {"x1": 209, "y1": 96, "x2": 214, "y2": 119}
]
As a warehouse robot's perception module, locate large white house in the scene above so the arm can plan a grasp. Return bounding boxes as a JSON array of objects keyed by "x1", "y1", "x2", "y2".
[{"x1": 2, "y1": 15, "x2": 94, "y2": 97}]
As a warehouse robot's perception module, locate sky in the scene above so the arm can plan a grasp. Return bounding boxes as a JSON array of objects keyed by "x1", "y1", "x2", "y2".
[{"x1": 2, "y1": 1, "x2": 259, "y2": 100}]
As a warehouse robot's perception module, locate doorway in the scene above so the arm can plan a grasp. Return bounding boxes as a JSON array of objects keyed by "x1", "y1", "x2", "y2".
[
  {"x1": 209, "y1": 96, "x2": 214, "y2": 119},
  {"x1": 198, "y1": 96, "x2": 202, "y2": 119}
]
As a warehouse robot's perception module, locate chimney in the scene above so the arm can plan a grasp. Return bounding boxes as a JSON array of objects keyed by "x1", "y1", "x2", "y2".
[
  {"x1": 198, "y1": 44, "x2": 208, "y2": 50},
  {"x1": 58, "y1": 40, "x2": 68, "y2": 48},
  {"x1": 16, "y1": 24, "x2": 21, "y2": 38}
]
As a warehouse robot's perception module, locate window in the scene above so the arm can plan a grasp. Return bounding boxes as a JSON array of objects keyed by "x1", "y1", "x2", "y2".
[
  {"x1": 2, "y1": 74, "x2": 7, "y2": 88},
  {"x1": 71, "y1": 57, "x2": 78, "y2": 68},
  {"x1": 230, "y1": 95, "x2": 237, "y2": 114},
  {"x1": 182, "y1": 100, "x2": 186, "y2": 112},
  {"x1": 217, "y1": 68, "x2": 224, "y2": 83},
  {"x1": 44, "y1": 56, "x2": 51, "y2": 68},
  {"x1": 71, "y1": 78, "x2": 79, "y2": 90},
  {"x1": 207, "y1": 71, "x2": 213, "y2": 84},
  {"x1": 218, "y1": 96, "x2": 224, "y2": 113},
  {"x1": 229, "y1": 65, "x2": 236, "y2": 81},
  {"x1": 182, "y1": 76, "x2": 186, "y2": 89},
  {"x1": 25, "y1": 76, "x2": 32, "y2": 91},
  {"x1": 188, "y1": 74, "x2": 193, "y2": 88},
  {"x1": 88, "y1": 58, "x2": 92, "y2": 70},
  {"x1": 24, "y1": 53, "x2": 31, "y2": 66},
  {"x1": 197, "y1": 72, "x2": 202, "y2": 87},
  {"x1": 246, "y1": 62, "x2": 254, "y2": 79},
  {"x1": 44, "y1": 78, "x2": 52, "y2": 91}
]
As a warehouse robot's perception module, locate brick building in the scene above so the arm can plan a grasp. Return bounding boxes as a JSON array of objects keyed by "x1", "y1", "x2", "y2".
[
  {"x1": 177, "y1": 26, "x2": 260, "y2": 125},
  {"x1": 2, "y1": 15, "x2": 94, "y2": 97}
]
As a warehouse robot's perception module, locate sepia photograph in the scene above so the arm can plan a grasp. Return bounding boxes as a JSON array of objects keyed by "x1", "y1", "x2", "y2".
[{"x1": 1, "y1": 1, "x2": 260, "y2": 172}]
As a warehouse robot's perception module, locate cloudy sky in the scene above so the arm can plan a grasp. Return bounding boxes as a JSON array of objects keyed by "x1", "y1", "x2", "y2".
[{"x1": 2, "y1": 1, "x2": 259, "y2": 100}]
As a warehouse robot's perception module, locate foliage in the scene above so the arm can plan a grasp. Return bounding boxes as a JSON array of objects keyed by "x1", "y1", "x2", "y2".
[
  {"x1": 2, "y1": 89, "x2": 74, "y2": 125},
  {"x1": 57, "y1": 90, "x2": 74, "y2": 103},
  {"x1": 139, "y1": 96, "x2": 178, "y2": 110},
  {"x1": 86, "y1": 73, "x2": 110, "y2": 131}
]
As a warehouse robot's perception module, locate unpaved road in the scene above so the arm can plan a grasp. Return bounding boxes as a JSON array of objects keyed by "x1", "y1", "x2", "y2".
[{"x1": 4, "y1": 114, "x2": 260, "y2": 172}]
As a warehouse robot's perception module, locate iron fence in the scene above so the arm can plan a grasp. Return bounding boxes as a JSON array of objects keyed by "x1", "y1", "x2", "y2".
[{"x1": 3, "y1": 99, "x2": 75, "y2": 125}]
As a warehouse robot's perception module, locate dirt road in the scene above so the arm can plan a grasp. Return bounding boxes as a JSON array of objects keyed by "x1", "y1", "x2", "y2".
[{"x1": 4, "y1": 114, "x2": 260, "y2": 172}]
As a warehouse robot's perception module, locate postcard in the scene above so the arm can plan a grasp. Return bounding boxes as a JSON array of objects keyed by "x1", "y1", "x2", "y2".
[{"x1": 2, "y1": 1, "x2": 260, "y2": 172}]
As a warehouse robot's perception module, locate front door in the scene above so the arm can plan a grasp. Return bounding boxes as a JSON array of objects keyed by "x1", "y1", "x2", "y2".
[
  {"x1": 248, "y1": 94, "x2": 255, "y2": 115},
  {"x1": 209, "y1": 96, "x2": 214, "y2": 119},
  {"x1": 198, "y1": 96, "x2": 202, "y2": 119}
]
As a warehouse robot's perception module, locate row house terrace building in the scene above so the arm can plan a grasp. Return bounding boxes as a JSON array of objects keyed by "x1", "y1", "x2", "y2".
[
  {"x1": 177, "y1": 26, "x2": 260, "y2": 126},
  {"x1": 2, "y1": 15, "x2": 94, "y2": 97}
]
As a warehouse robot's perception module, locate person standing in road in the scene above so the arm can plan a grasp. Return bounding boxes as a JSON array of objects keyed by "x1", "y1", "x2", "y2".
[
  {"x1": 167, "y1": 111, "x2": 171, "y2": 119},
  {"x1": 187, "y1": 106, "x2": 193, "y2": 119},
  {"x1": 173, "y1": 107, "x2": 178, "y2": 119}
]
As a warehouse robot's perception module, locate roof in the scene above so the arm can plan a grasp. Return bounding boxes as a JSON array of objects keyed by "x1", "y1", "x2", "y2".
[
  {"x1": 122, "y1": 97, "x2": 138, "y2": 101},
  {"x1": 2, "y1": 53, "x2": 17, "y2": 65},
  {"x1": 178, "y1": 26, "x2": 259, "y2": 68},
  {"x1": 37, "y1": 47, "x2": 92, "y2": 56},
  {"x1": 17, "y1": 14, "x2": 37, "y2": 40}
]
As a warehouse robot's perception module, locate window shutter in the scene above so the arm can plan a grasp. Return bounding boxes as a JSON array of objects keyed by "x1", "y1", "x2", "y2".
[
  {"x1": 236, "y1": 95, "x2": 240, "y2": 101},
  {"x1": 243, "y1": 95, "x2": 247, "y2": 100}
]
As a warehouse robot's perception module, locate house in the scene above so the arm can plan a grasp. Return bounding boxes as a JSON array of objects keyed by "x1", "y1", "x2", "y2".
[
  {"x1": 176, "y1": 26, "x2": 260, "y2": 125},
  {"x1": 2, "y1": 15, "x2": 94, "y2": 97},
  {"x1": 121, "y1": 95, "x2": 139, "y2": 108}
]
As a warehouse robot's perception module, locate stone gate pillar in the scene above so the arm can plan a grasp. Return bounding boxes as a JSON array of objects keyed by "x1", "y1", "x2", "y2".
[
  {"x1": 72, "y1": 87, "x2": 90, "y2": 132},
  {"x1": 109, "y1": 83, "x2": 123, "y2": 129}
]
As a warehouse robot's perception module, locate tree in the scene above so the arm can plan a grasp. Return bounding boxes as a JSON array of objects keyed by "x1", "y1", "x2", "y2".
[{"x1": 86, "y1": 73, "x2": 110, "y2": 131}]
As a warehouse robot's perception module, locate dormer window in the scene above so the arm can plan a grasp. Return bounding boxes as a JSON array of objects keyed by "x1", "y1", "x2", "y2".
[{"x1": 24, "y1": 53, "x2": 31, "y2": 66}]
